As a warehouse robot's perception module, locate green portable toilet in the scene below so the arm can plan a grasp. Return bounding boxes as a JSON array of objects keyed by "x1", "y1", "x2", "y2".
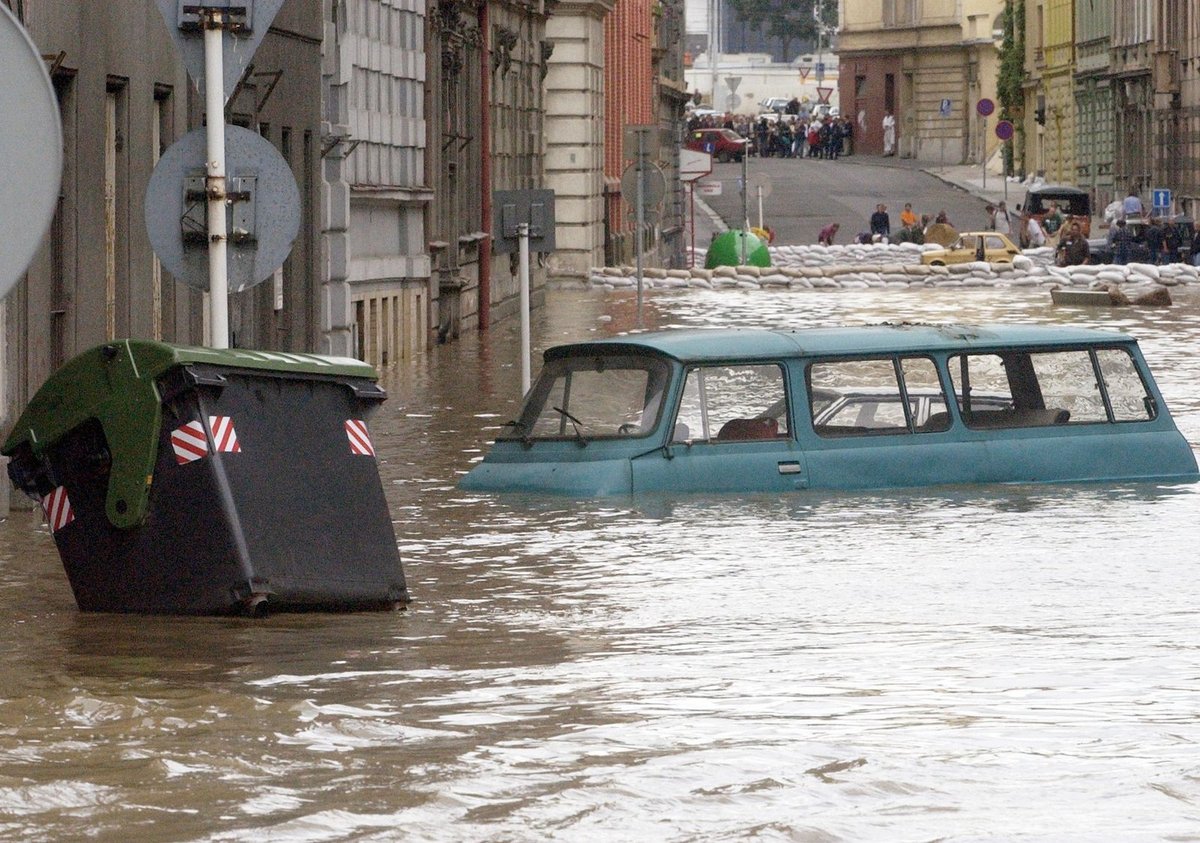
[
  {"x1": 3, "y1": 341, "x2": 409, "y2": 615},
  {"x1": 705, "y1": 229, "x2": 772, "y2": 269}
]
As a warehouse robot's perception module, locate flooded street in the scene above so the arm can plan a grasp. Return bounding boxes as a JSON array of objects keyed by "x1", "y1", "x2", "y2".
[{"x1": 3, "y1": 285, "x2": 1200, "y2": 840}]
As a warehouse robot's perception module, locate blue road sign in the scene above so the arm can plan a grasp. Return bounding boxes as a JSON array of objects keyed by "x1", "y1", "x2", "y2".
[{"x1": 1153, "y1": 188, "x2": 1171, "y2": 211}]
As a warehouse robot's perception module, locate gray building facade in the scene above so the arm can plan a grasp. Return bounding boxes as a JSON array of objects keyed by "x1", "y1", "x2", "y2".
[{"x1": 5, "y1": 0, "x2": 324, "y2": 427}]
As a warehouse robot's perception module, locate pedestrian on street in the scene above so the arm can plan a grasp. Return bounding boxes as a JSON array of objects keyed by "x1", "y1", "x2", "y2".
[
  {"x1": 817, "y1": 222, "x2": 839, "y2": 245},
  {"x1": 1056, "y1": 222, "x2": 1090, "y2": 266},
  {"x1": 985, "y1": 204, "x2": 997, "y2": 230},
  {"x1": 882, "y1": 112, "x2": 896, "y2": 156},
  {"x1": 900, "y1": 203, "x2": 917, "y2": 228},
  {"x1": 1144, "y1": 217, "x2": 1166, "y2": 264},
  {"x1": 1121, "y1": 189, "x2": 1145, "y2": 220},
  {"x1": 870, "y1": 204, "x2": 891, "y2": 240},
  {"x1": 994, "y1": 201, "x2": 1012, "y2": 233},
  {"x1": 1190, "y1": 222, "x2": 1200, "y2": 266},
  {"x1": 1108, "y1": 218, "x2": 1134, "y2": 265},
  {"x1": 1023, "y1": 212, "x2": 1046, "y2": 248}
]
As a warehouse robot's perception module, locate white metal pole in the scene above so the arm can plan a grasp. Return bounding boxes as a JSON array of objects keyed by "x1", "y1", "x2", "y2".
[
  {"x1": 203, "y1": 11, "x2": 230, "y2": 348},
  {"x1": 518, "y1": 222, "x2": 531, "y2": 395},
  {"x1": 757, "y1": 185, "x2": 764, "y2": 230},
  {"x1": 635, "y1": 131, "x2": 645, "y2": 325}
]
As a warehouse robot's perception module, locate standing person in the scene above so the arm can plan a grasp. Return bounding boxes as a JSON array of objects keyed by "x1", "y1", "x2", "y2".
[
  {"x1": 985, "y1": 204, "x2": 997, "y2": 230},
  {"x1": 1121, "y1": 189, "x2": 1145, "y2": 220},
  {"x1": 1056, "y1": 222, "x2": 1090, "y2": 266},
  {"x1": 1108, "y1": 218, "x2": 1134, "y2": 265},
  {"x1": 840, "y1": 117, "x2": 853, "y2": 156},
  {"x1": 817, "y1": 222, "x2": 839, "y2": 245},
  {"x1": 1144, "y1": 217, "x2": 1165, "y2": 264},
  {"x1": 807, "y1": 123, "x2": 820, "y2": 158},
  {"x1": 1023, "y1": 212, "x2": 1046, "y2": 248},
  {"x1": 1190, "y1": 221, "x2": 1200, "y2": 266},
  {"x1": 882, "y1": 111, "x2": 896, "y2": 156},
  {"x1": 1007, "y1": 203, "x2": 1023, "y2": 243},
  {"x1": 995, "y1": 201, "x2": 1012, "y2": 234},
  {"x1": 793, "y1": 120, "x2": 807, "y2": 158},
  {"x1": 870, "y1": 204, "x2": 891, "y2": 240},
  {"x1": 1043, "y1": 202, "x2": 1065, "y2": 236},
  {"x1": 899, "y1": 203, "x2": 917, "y2": 228}
]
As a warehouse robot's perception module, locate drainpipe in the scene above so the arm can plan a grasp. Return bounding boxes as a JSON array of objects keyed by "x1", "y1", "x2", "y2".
[{"x1": 478, "y1": 3, "x2": 492, "y2": 331}]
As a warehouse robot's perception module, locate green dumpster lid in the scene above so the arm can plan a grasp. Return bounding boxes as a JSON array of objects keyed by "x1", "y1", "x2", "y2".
[
  {"x1": 705, "y1": 229, "x2": 772, "y2": 269},
  {"x1": 2, "y1": 340, "x2": 380, "y2": 529}
]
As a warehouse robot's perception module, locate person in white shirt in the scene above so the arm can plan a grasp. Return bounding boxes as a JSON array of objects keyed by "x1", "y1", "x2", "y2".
[
  {"x1": 1121, "y1": 190, "x2": 1144, "y2": 220},
  {"x1": 1024, "y1": 213, "x2": 1047, "y2": 248}
]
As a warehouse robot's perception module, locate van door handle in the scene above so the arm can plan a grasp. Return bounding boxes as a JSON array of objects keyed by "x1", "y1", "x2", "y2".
[{"x1": 777, "y1": 461, "x2": 803, "y2": 475}]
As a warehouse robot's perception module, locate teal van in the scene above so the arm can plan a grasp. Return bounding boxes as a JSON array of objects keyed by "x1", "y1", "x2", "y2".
[{"x1": 460, "y1": 325, "x2": 1198, "y2": 495}]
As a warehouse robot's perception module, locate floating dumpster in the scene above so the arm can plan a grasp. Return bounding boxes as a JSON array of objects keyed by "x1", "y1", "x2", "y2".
[
  {"x1": 3, "y1": 341, "x2": 409, "y2": 615},
  {"x1": 705, "y1": 229, "x2": 771, "y2": 269}
]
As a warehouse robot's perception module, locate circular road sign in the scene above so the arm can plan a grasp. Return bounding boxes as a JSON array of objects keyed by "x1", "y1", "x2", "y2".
[
  {"x1": 748, "y1": 171, "x2": 774, "y2": 200},
  {"x1": 995, "y1": 119, "x2": 1015, "y2": 141},
  {"x1": 146, "y1": 125, "x2": 301, "y2": 293},
  {"x1": 976, "y1": 98, "x2": 996, "y2": 117},
  {"x1": 620, "y1": 161, "x2": 667, "y2": 212},
  {"x1": 0, "y1": 6, "x2": 64, "y2": 300}
]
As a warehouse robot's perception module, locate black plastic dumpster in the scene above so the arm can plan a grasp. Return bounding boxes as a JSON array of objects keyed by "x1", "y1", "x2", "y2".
[{"x1": 2, "y1": 340, "x2": 409, "y2": 615}]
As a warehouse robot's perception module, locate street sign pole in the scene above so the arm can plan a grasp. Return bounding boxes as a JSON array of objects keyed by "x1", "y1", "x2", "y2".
[
  {"x1": 203, "y1": 10, "x2": 230, "y2": 348},
  {"x1": 518, "y1": 222, "x2": 531, "y2": 395},
  {"x1": 740, "y1": 151, "x2": 749, "y2": 264},
  {"x1": 981, "y1": 115, "x2": 987, "y2": 191},
  {"x1": 635, "y1": 130, "x2": 645, "y2": 325},
  {"x1": 689, "y1": 182, "x2": 696, "y2": 268}
]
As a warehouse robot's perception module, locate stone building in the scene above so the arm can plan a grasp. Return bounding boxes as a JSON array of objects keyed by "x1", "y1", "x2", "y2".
[
  {"x1": 544, "y1": 0, "x2": 613, "y2": 279},
  {"x1": 322, "y1": 0, "x2": 432, "y2": 365},
  {"x1": 1074, "y1": 0, "x2": 1114, "y2": 209},
  {"x1": 603, "y1": 0, "x2": 688, "y2": 267},
  {"x1": 5, "y1": 0, "x2": 323, "y2": 426},
  {"x1": 837, "y1": 0, "x2": 1005, "y2": 163},
  {"x1": 1022, "y1": 0, "x2": 1074, "y2": 183},
  {"x1": 426, "y1": 0, "x2": 551, "y2": 339},
  {"x1": 1149, "y1": 0, "x2": 1197, "y2": 215},
  {"x1": 1109, "y1": 2, "x2": 1153, "y2": 198}
]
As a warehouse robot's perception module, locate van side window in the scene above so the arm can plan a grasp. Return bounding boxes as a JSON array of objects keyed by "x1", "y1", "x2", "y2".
[
  {"x1": 809, "y1": 357, "x2": 948, "y2": 436},
  {"x1": 1096, "y1": 348, "x2": 1156, "y2": 421},
  {"x1": 674, "y1": 364, "x2": 788, "y2": 442},
  {"x1": 948, "y1": 349, "x2": 1107, "y2": 428}
]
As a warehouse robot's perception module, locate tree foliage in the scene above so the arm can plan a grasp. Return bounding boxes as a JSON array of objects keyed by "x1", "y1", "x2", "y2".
[
  {"x1": 996, "y1": 0, "x2": 1025, "y2": 175},
  {"x1": 724, "y1": 0, "x2": 838, "y2": 62}
]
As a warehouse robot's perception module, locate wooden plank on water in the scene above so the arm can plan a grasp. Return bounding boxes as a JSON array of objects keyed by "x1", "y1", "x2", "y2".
[{"x1": 1050, "y1": 288, "x2": 1114, "y2": 307}]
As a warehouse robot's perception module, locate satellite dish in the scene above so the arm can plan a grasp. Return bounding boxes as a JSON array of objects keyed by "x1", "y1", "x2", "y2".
[
  {"x1": 0, "y1": 6, "x2": 63, "y2": 299},
  {"x1": 145, "y1": 125, "x2": 300, "y2": 293}
]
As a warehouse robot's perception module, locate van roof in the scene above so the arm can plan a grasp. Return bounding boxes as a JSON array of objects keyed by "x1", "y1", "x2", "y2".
[{"x1": 544, "y1": 325, "x2": 1133, "y2": 364}]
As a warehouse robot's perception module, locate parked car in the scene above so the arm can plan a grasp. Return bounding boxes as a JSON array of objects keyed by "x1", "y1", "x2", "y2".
[
  {"x1": 921, "y1": 231, "x2": 1022, "y2": 266},
  {"x1": 759, "y1": 97, "x2": 791, "y2": 113},
  {"x1": 684, "y1": 127, "x2": 748, "y2": 163}
]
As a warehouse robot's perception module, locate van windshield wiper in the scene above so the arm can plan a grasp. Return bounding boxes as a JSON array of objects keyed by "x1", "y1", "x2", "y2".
[
  {"x1": 500, "y1": 419, "x2": 532, "y2": 446},
  {"x1": 552, "y1": 406, "x2": 589, "y2": 447}
]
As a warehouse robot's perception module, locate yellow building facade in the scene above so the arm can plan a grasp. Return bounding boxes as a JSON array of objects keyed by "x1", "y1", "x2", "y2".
[
  {"x1": 1022, "y1": 0, "x2": 1075, "y2": 183},
  {"x1": 838, "y1": 0, "x2": 1005, "y2": 162}
]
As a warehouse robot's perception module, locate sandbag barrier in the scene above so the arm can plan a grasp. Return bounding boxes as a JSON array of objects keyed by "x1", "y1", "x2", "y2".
[{"x1": 565, "y1": 243, "x2": 1198, "y2": 294}]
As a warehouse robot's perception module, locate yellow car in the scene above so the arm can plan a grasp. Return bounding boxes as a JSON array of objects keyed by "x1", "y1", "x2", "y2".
[{"x1": 920, "y1": 231, "x2": 1022, "y2": 266}]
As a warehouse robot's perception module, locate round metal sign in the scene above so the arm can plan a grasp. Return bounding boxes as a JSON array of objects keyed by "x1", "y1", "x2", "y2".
[
  {"x1": 146, "y1": 125, "x2": 300, "y2": 293},
  {"x1": 0, "y1": 6, "x2": 63, "y2": 299},
  {"x1": 976, "y1": 98, "x2": 996, "y2": 117},
  {"x1": 748, "y1": 171, "x2": 774, "y2": 200},
  {"x1": 621, "y1": 162, "x2": 667, "y2": 210},
  {"x1": 995, "y1": 119, "x2": 1015, "y2": 141}
]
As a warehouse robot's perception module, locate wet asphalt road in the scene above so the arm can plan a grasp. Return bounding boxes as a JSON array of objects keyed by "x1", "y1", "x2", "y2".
[{"x1": 699, "y1": 153, "x2": 1001, "y2": 248}]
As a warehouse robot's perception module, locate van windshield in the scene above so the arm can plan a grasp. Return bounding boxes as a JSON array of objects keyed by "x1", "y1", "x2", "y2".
[{"x1": 502, "y1": 354, "x2": 672, "y2": 441}]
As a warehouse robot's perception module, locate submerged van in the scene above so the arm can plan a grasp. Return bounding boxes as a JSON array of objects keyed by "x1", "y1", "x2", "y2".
[{"x1": 460, "y1": 325, "x2": 1198, "y2": 495}]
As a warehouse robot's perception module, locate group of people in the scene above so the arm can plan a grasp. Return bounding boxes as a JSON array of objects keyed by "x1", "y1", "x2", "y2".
[
  {"x1": 685, "y1": 102, "x2": 854, "y2": 161},
  {"x1": 817, "y1": 203, "x2": 954, "y2": 246}
]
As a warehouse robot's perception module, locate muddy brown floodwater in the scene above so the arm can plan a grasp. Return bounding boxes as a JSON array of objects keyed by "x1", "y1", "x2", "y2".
[{"x1": 1, "y1": 284, "x2": 1199, "y2": 841}]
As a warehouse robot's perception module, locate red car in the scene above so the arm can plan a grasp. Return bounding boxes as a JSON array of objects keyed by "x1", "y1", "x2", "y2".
[{"x1": 685, "y1": 128, "x2": 748, "y2": 163}]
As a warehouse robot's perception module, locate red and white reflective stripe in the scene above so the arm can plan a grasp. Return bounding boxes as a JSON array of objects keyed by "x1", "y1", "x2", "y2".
[
  {"x1": 345, "y1": 419, "x2": 375, "y2": 457},
  {"x1": 171, "y1": 420, "x2": 209, "y2": 465},
  {"x1": 209, "y1": 416, "x2": 242, "y2": 454},
  {"x1": 42, "y1": 486, "x2": 75, "y2": 532}
]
